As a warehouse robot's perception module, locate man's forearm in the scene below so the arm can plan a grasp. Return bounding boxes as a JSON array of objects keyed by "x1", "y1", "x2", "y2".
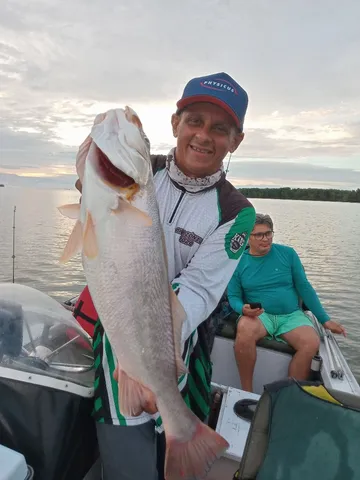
[
  {"x1": 172, "y1": 206, "x2": 255, "y2": 343},
  {"x1": 299, "y1": 285, "x2": 330, "y2": 324}
]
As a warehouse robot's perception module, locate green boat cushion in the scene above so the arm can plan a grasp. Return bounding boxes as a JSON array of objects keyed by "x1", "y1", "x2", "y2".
[{"x1": 238, "y1": 379, "x2": 360, "y2": 480}]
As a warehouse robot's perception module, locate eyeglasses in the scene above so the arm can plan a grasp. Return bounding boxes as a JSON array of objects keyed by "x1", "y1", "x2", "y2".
[{"x1": 251, "y1": 231, "x2": 274, "y2": 241}]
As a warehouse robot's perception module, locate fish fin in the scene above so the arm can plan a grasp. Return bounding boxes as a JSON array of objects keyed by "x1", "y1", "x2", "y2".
[
  {"x1": 83, "y1": 210, "x2": 98, "y2": 259},
  {"x1": 169, "y1": 287, "x2": 188, "y2": 377},
  {"x1": 59, "y1": 220, "x2": 83, "y2": 263},
  {"x1": 117, "y1": 369, "x2": 156, "y2": 417},
  {"x1": 165, "y1": 418, "x2": 229, "y2": 480},
  {"x1": 76, "y1": 113, "x2": 106, "y2": 181},
  {"x1": 111, "y1": 198, "x2": 152, "y2": 227},
  {"x1": 58, "y1": 203, "x2": 81, "y2": 220},
  {"x1": 125, "y1": 106, "x2": 143, "y2": 129},
  {"x1": 76, "y1": 134, "x2": 92, "y2": 182}
]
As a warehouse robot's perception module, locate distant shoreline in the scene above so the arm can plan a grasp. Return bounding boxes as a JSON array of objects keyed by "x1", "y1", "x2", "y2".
[
  {"x1": 238, "y1": 187, "x2": 360, "y2": 204},
  {"x1": 1, "y1": 184, "x2": 359, "y2": 203}
]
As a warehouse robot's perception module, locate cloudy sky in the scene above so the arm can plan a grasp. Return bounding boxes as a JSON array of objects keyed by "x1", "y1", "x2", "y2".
[{"x1": 0, "y1": 0, "x2": 359, "y2": 189}]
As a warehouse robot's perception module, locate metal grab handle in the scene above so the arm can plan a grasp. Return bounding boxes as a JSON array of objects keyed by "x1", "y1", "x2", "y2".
[
  {"x1": 323, "y1": 333, "x2": 337, "y2": 378},
  {"x1": 326, "y1": 330, "x2": 344, "y2": 379},
  {"x1": 322, "y1": 327, "x2": 344, "y2": 380}
]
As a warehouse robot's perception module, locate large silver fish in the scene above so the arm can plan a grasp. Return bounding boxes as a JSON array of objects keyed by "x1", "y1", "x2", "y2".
[{"x1": 58, "y1": 107, "x2": 228, "y2": 479}]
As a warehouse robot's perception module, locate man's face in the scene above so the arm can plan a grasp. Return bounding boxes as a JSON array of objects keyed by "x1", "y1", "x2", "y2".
[
  {"x1": 171, "y1": 102, "x2": 244, "y2": 178},
  {"x1": 249, "y1": 223, "x2": 274, "y2": 255}
]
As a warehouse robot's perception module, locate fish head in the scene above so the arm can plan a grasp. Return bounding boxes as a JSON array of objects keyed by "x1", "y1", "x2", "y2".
[{"x1": 88, "y1": 107, "x2": 152, "y2": 195}]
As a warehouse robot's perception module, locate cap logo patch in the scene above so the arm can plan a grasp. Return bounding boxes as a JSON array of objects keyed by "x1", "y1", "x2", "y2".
[{"x1": 200, "y1": 78, "x2": 238, "y2": 95}]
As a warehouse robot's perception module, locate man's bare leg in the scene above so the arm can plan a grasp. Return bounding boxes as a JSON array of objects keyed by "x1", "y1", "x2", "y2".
[
  {"x1": 281, "y1": 326, "x2": 320, "y2": 380},
  {"x1": 234, "y1": 316, "x2": 268, "y2": 392}
]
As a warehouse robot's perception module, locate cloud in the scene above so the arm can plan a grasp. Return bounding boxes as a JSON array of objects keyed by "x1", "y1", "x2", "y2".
[
  {"x1": 2, "y1": 0, "x2": 359, "y2": 106},
  {"x1": 227, "y1": 161, "x2": 360, "y2": 189},
  {"x1": 0, "y1": 125, "x2": 75, "y2": 168},
  {"x1": 0, "y1": 0, "x2": 359, "y2": 186}
]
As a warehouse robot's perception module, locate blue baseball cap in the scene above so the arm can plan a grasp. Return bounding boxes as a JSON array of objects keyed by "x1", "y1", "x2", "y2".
[{"x1": 176, "y1": 72, "x2": 248, "y2": 129}]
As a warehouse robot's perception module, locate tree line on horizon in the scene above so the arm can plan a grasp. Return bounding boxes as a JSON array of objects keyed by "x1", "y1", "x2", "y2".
[{"x1": 237, "y1": 187, "x2": 360, "y2": 203}]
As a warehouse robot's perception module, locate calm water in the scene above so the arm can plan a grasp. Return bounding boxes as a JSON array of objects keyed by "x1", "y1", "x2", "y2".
[{"x1": 0, "y1": 187, "x2": 359, "y2": 376}]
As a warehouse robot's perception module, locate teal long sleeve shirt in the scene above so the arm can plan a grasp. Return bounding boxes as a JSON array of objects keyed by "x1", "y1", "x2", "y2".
[{"x1": 227, "y1": 244, "x2": 330, "y2": 324}]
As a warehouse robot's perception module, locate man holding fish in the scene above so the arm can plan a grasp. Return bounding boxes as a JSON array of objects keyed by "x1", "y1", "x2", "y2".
[{"x1": 60, "y1": 72, "x2": 255, "y2": 480}]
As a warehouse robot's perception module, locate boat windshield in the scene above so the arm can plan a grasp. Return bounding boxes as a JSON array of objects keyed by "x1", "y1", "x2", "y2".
[{"x1": 0, "y1": 283, "x2": 94, "y2": 389}]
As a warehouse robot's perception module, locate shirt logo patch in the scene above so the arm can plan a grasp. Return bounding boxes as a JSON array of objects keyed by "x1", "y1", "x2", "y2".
[
  {"x1": 229, "y1": 232, "x2": 247, "y2": 254},
  {"x1": 175, "y1": 227, "x2": 203, "y2": 247}
]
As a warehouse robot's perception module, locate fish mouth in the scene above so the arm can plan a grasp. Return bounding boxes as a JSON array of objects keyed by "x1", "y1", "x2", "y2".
[{"x1": 95, "y1": 144, "x2": 135, "y2": 188}]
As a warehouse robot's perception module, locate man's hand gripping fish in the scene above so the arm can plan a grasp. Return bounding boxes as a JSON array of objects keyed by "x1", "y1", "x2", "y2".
[{"x1": 58, "y1": 107, "x2": 229, "y2": 480}]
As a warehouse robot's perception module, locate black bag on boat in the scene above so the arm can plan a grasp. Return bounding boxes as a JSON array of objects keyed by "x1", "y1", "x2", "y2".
[
  {"x1": 0, "y1": 377, "x2": 98, "y2": 480},
  {"x1": 237, "y1": 378, "x2": 360, "y2": 480}
]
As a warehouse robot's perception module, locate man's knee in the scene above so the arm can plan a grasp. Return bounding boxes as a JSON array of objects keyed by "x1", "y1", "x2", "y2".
[
  {"x1": 305, "y1": 334, "x2": 320, "y2": 354},
  {"x1": 236, "y1": 316, "x2": 264, "y2": 343},
  {"x1": 297, "y1": 330, "x2": 320, "y2": 355}
]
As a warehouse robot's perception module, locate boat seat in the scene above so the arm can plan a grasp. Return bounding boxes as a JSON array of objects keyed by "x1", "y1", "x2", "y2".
[
  {"x1": 237, "y1": 379, "x2": 360, "y2": 480},
  {"x1": 215, "y1": 312, "x2": 296, "y2": 356}
]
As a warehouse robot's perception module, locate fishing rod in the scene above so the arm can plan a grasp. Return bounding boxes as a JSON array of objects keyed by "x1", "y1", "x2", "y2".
[
  {"x1": 225, "y1": 153, "x2": 232, "y2": 176},
  {"x1": 12, "y1": 205, "x2": 16, "y2": 283}
]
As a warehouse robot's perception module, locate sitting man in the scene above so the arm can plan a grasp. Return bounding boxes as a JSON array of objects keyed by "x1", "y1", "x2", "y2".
[{"x1": 227, "y1": 213, "x2": 346, "y2": 393}]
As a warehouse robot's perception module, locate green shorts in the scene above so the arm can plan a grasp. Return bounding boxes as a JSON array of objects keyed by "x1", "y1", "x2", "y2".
[{"x1": 259, "y1": 310, "x2": 314, "y2": 343}]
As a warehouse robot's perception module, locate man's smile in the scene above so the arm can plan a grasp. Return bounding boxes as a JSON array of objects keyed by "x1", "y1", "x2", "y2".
[{"x1": 189, "y1": 145, "x2": 213, "y2": 155}]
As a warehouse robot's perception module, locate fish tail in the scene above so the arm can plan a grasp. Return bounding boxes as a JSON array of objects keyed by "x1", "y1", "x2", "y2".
[{"x1": 164, "y1": 416, "x2": 229, "y2": 479}]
